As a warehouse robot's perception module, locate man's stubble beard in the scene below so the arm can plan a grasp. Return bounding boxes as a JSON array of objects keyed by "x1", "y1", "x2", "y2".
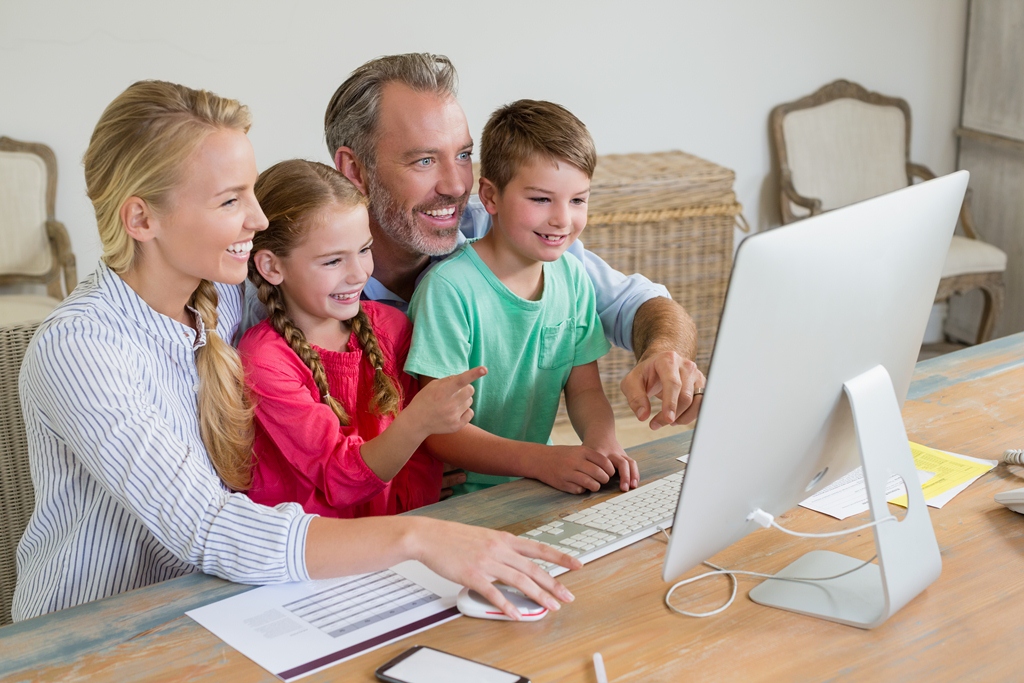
[{"x1": 365, "y1": 168, "x2": 464, "y2": 258}]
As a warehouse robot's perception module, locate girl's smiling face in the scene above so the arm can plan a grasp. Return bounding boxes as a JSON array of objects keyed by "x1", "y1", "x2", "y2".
[{"x1": 254, "y1": 202, "x2": 373, "y2": 342}]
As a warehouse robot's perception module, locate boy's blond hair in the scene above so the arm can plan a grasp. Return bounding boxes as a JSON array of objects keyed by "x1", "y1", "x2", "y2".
[{"x1": 480, "y1": 99, "x2": 596, "y2": 192}]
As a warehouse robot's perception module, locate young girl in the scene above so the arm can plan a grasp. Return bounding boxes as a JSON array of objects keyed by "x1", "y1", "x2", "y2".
[
  {"x1": 14, "y1": 80, "x2": 575, "y2": 622},
  {"x1": 239, "y1": 160, "x2": 483, "y2": 518}
]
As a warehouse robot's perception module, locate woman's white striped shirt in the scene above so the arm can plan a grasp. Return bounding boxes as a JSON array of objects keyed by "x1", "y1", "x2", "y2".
[{"x1": 12, "y1": 263, "x2": 312, "y2": 621}]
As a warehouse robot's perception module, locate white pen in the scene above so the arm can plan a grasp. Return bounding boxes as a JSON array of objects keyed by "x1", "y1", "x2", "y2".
[{"x1": 593, "y1": 652, "x2": 608, "y2": 683}]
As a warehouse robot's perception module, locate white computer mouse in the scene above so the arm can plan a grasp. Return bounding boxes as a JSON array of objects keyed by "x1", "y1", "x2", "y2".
[{"x1": 456, "y1": 585, "x2": 548, "y2": 621}]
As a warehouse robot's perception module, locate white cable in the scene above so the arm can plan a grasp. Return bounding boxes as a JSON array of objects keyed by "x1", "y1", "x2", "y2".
[
  {"x1": 1003, "y1": 449, "x2": 1024, "y2": 466},
  {"x1": 663, "y1": 510, "x2": 892, "y2": 618},
  {"x1": 747, "y1": 508, "x2": 898, "y2": 538},
  {"x1": 664, "y1": 556, "x2": 878, "y2": 618},
  {"x1": 665, "y1": 562, "x2": 738, "y2": 618}
]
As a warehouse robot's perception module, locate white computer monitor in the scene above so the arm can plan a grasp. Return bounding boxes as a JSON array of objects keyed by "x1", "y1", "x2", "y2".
[{"x1": 663, "y1": 171, "x2": 969, "y2": 629}]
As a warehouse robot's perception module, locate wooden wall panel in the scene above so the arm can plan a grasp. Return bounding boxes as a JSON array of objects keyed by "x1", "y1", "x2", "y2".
[
  {"x1": 962, "y1": 0, "x2": 1024, "y2": 140},
  {"x1": 949, "y1": 137, "x2": 1024, "y2": 338},
  {"x1": 949, "y1": 0, "x2": 1024, "y2": 340}
]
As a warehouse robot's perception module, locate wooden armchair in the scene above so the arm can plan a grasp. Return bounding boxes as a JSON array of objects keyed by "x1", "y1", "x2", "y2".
[
  {"x1": 0, "y1": 136, "x2": 77, "y2": 325},
  {"x1": 769, "y1": 79, "x2": 1006, "y2": 344}
]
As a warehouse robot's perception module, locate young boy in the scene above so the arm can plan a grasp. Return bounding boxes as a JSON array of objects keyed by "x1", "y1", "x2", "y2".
[{"x1": 405, "y1": 99, "x2": 638, "y2": 496}]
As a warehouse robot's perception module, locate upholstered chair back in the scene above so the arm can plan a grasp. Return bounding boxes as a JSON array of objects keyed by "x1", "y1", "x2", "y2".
[
  {"x1": 781, "y1": 98, "x2": 910, "y2": 218},
  {"x1": 0, "y1": 147, "x2": 53, "y2": 277}
]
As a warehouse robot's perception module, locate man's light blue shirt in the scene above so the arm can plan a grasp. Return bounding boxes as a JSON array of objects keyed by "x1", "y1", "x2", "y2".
[{"x1": 360, "y1": 197, "x2": 669, "y2": 352}]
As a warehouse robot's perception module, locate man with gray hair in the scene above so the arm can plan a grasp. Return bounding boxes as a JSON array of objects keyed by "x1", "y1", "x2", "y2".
[{"x1": 326, "y1": 53, "x2": 703, "y2": 490}]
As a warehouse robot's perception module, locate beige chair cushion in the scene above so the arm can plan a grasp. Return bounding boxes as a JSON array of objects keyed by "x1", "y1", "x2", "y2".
[
  {"x1": 943, "y1": 235, "x2": 1007, "y2": 278},
  {"x1": 783, "y1": 98, "x2": 909, "y2": 214},
  {"x1": 0, "y1": 295, "x2": 59, "y2": 325},
  {"x1": 0, "y1": 150, "x2": 52, "y2": 276}
]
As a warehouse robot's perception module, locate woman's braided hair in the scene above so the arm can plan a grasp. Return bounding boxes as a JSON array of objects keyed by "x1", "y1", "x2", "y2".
[
  {"x1": 83, "y1": 80, "x2": 255, "y2": 491},
  {"x1": 250, "y1": 160, "x2": 402, "y2": 424}
]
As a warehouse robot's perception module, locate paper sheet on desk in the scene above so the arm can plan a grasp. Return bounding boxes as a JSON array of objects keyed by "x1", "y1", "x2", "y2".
[
  {"x1": 889, "y1": 443, "x2": 996, "y2": 508},
  {"x1": 800, "y1": 468, "x2": 935, "y2": 520},
  {"x1": 186, "y1": 560, "x2": 461, "y2": 681},
  {"x1": 799, "y1": 442, "x2": 996, "y2": 520}
]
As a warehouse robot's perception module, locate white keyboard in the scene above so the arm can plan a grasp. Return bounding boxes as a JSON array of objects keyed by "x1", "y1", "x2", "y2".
[{"x1": 522, "y1": 471, "x2": 684, "y2": 576}]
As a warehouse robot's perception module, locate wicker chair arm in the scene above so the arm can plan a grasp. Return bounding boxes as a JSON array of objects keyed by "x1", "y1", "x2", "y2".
[
  {"x1": 45, "y1": 219, "x2": 77, "y2": 299},
  {"x1": 906, "y1": 162, "x2": 937, "y2": 182},
  {"x1": 780, "y1": 180, "x2": 823, "y2": 223},
  {"x1": 907, "y1": 163, "x2": 979, "y2": 240},
  {"x1": 956, "y1": 188, "x2": 980, "y2": 240}
]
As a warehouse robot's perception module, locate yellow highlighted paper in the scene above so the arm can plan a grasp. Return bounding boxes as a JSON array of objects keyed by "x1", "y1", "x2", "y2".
[{"x1": 889, "y1": 442, "x2": 994, "y2": 508}]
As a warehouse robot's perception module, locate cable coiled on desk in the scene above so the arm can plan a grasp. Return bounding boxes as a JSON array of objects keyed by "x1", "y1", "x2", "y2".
[{"x1": 1003, "y1": 449, "x2": 1024, "y2": 466}]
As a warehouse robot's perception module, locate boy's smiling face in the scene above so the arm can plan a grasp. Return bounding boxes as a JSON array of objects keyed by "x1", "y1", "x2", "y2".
[{"x1": 479, "y1": 155, "x2": 591, "y2": 265}]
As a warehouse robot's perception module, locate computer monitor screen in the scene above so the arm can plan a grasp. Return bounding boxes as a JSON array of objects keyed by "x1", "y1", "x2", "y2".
[{"x1": 663, "y1": 172, "x2": 968, "y2": 588}]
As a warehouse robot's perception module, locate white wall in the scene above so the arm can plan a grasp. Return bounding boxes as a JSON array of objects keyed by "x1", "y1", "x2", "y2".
[{"x1": 1, "y1": 0, "x2": 967, "y2": 282}]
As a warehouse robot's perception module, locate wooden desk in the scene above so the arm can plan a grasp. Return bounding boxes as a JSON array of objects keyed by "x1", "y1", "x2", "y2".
[{"x1": 4, "y1": 334, "x2": 1024, "y2": 682}]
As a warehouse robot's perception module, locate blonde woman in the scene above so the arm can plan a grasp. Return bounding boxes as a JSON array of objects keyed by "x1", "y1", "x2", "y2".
[{"x1": 12, "y1": 80, "x2": 577, "y2": 623}]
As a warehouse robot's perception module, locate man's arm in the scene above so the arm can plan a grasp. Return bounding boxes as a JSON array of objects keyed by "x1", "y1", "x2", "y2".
[
  {"x1": 572, "y1": 241, "x2": 705, "y2": 430},
  {"x1": 623, "y1": 296, "x2": 705, "y2": 429},
  {"x1": 632, "y1": 296, "x2": 698, "y2": 362}
]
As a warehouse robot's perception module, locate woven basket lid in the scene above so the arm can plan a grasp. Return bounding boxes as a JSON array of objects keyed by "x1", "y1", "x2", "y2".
[
  {"x1": 472, "y1": 151, "x2": 735, "y2": 214},
  {"x1": 588, "y1": 151, "x2": 736, "y2": 214}
]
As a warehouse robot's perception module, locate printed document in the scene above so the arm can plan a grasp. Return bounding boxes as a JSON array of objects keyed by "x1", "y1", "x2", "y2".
[
  {"x1": 800, "y1": 442, "x2": 995, "y2": 520},
  {"x1": 187, "y1": 560, "x2": 461, "y2": 681}
]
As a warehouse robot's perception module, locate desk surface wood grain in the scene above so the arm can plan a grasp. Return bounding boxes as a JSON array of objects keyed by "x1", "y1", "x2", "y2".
[{"x1": 4, "y1": 334, "x2": 1024, "y2": 682}]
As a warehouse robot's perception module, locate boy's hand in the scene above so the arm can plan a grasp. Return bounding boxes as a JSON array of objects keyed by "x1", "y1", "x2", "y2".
[
  {"x1": 583, "y1": 438, "x2": 639, "y2": 492},
  {"x1": 408, "y1": 368, "x2": 487, "y2": 438},
  {"x1": 534, "y1": 445, "x2": 635, "y2": 494}
]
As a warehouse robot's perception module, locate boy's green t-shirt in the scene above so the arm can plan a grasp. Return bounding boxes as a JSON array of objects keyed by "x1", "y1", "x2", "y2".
[{"x1": 405, "y1": 242, "x2": 611, "y2": 494}]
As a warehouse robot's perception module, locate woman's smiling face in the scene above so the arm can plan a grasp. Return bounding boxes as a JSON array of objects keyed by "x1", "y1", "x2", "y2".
[{"x1": 145, "y1": 128, "x2": 268, "y2": 288}]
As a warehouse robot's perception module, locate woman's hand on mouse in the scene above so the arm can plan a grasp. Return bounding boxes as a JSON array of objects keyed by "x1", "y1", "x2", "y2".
[{"x1": 409, "y1": 517, "x2": 580, "y2": 620}]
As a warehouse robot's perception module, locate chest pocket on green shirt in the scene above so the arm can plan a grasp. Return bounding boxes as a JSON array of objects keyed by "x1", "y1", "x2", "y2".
[{"x1": 539, "y1": 319, "x2": 576, "y2": 370}]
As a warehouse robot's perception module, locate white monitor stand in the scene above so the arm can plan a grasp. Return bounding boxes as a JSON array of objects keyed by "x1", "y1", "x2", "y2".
[
  {"x1": 747, "y1": 364, "x2": 941, "y2": 628},
  {"x1": 663, "y1": 172, "x2": 967, "y2": 629}
]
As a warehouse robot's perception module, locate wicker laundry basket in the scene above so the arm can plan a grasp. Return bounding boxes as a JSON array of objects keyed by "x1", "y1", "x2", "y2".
[
  {"x1": 1, "y1": 321, "x2": 40, "y2": 625},
  {"x1": 571, "y1": 151, "x2": 740, "y2": 421}
]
